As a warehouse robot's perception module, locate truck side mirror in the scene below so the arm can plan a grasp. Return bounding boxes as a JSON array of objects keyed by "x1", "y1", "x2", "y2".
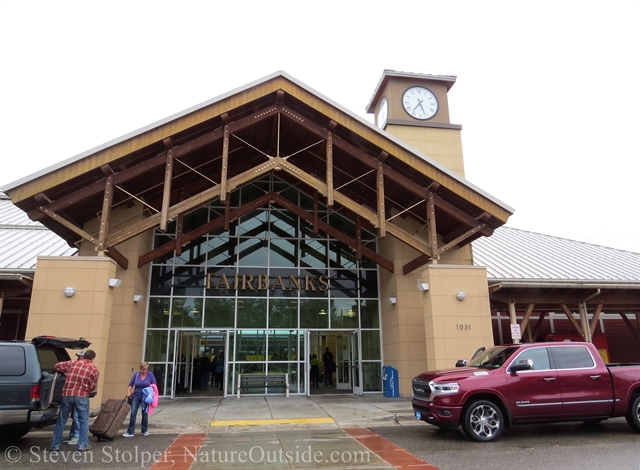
[
  {"x1": 455, "y1": 360, "x2": 467, "y2": 368},
  {"x1": 510, "y1": 359, "x2": 534, "y2": 373}
]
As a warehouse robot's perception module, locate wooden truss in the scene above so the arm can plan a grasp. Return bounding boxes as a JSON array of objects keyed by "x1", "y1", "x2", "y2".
[{"x1": 32, "y1": 102, "x2": 492, "y2": 274}]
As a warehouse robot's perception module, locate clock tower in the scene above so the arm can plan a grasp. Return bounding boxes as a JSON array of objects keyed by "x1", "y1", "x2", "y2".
[{"x1": 366, "y1": 70, "x2": 465, "y2": 177}]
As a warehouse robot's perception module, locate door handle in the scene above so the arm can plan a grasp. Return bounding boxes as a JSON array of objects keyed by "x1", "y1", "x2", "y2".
[
  {"x1": 590, "y1": 375, "x2": 601, "y2": 379},
  {"x1": 543, "y1": 377, "x2": 556, "y2": 382}
]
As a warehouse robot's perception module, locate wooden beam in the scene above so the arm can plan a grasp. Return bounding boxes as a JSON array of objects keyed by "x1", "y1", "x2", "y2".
[
  {"x1": 589, "y1": 303, "x2": 604, "y2": 335},
  {"x1": 377, "y1": 162, "x2": 386, "y2": 237},
  {"x1": 37, "y1": 104, "x2": 279, "y2": 219},
  {"x1": 97, "y1": 175, "x2": 113, "y2": 251},
  {"x1": 160, "y1": 138, "x2": 174, "y2": 231},
  {"x1": 272, "y1": 193, "x2": 394, "y2": 272},
  {"x1": 560, "y1": 304, "x2": 585, "y2": 340},
  {"x1": 105, "y1": 246, "x2": 129, "y2": 269},
  {"x1": 138, "y1": 193, "x2": 274, "y2": 267},
  {"x1": 520, "y1": 303, "x2": 535, "y2": 341},
  {"x1": 37, "y1": 206, "x2": 98, "y2": 246},
  {"x1": 175, "y1": 213, "x2": 184, "y2": 257},
  {"x1": 531, "y1": 311, "x2": 547, "y2": 342},
  {"x1": 326, "y1": 123, "x2": 334, "y2": 206},
  {"x1": 277, "y1": 159, "x2": 433, "y2": 258},
  {"x1": 138, "y1": 191, "x2": 394, "y2": 273},
  {"x1": 220, "y1": 113, "x2": 230, "y2": 202},
  {"x1": 106, "y1": 157, "x2": 280, "y2": 248},
  {"x1": 402, "y1": 254, "x2": 430, "y2": 275},
  {"x1": 224, "y1": 194, "x2": 230, "y2": 231},
  {"x1": 436, "y1": 223, "x2": 487, "y2": 256},
  {"x1": 426, "y1": 191, "x2": 437, "y2": 258},
  {"x1": 619, "y1": 312, "x2": 640, "y2": 343}
]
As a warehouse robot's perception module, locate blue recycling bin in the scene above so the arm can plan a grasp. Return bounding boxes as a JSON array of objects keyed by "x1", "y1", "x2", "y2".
[{"x1": 382, "y1": 366, "x2": 398, "y2": 397}]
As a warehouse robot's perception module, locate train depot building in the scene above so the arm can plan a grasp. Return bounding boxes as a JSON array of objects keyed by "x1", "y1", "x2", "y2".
[{"x1": 2, "y1": 71, "x2": 639, "y2": 402}]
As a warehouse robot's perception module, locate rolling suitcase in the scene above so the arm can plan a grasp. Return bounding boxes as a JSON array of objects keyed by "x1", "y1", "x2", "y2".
[{"x1": 90, "y1": 397, "x2": 131, "y2": 441}]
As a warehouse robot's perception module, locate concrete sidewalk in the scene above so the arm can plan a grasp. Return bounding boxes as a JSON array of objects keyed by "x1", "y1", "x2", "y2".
[
  {"x1": 150, "y1": 394, "x2": 419, "y2": 434},
  {"x1": 26, "y1": 395, "x2": 435, "y2": 469}
]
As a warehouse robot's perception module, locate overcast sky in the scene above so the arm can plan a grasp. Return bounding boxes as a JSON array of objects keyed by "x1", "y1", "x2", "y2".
[{"x1": 1, "y1": 0, "x2": 638, "y2": 253}]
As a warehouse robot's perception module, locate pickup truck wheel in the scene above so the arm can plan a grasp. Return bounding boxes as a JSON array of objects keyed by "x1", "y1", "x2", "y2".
[
  {"x1": 625, "y1": 395, "x2": 640, "y2": 432},
  {"x1": 462, "y1": 400, "x2": 504, "y2": 442}
]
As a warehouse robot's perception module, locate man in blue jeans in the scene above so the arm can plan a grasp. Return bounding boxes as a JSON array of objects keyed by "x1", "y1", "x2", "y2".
[
  {"x1": 63, "y1": 350, "x2": 85, "y2": 445},
  {"x1": 50, "y1": 349, "x2": 100, "y2": 452}
]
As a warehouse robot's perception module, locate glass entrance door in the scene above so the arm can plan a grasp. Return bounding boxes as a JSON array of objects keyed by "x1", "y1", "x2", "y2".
[
  {"x1": 336, "y1": 334, "x2": 351, "y2": 390},
  {"x1": 351, "y1": 330, "x2": 362, "y2": 395},
  {"x1": 170, "y1": 330, "x2": 226, "y2": 399}
]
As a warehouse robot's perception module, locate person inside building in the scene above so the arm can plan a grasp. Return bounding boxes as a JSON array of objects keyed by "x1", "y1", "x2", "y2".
[
  {"x1": 49, "y1": 349, "x2": 99, "y2": 452},
  {"x1": 323, "y1": 347, "x2": 335, "y2": 387},
  {"x1": 212, "y1": 354, "x2": 224, "y2": 390},
  {"x1": 124, "y1": 362, "x2": 157, "y2": 437},
  {"x1": 310, "y1": 354, "x2": 320, "y2": 389},
  {"x1": 200, "y1": 350, "x2": 211, "y2": 391}
]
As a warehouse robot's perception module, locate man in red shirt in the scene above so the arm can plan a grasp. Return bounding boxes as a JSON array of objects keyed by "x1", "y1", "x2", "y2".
[{"x1": 50, "y1": 349, "x2": 99, "y2": 452}]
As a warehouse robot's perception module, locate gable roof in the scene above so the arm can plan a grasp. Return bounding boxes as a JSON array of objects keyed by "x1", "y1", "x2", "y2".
[{"x1": 2, "y1": 71, "x2": 514, "y2": 273}]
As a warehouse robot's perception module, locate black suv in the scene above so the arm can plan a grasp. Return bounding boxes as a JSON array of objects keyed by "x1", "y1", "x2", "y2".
[{"x1": 0, "y1": 336, "x2": 90, "y2": 439}]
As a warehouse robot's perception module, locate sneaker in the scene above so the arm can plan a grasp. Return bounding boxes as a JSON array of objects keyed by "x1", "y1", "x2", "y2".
[
  {"x1": 143, "y1": 431, "x2": 150, "y2": 436},
  {"x1": 65, "y1": 437, "x2": 79, "y2": 445},
  {"x1": 123, "y1": 433, "x2": 134, "y2": 438},
  {"x1": 79, "y1": 446, "x2": 92, "y2": 452}
]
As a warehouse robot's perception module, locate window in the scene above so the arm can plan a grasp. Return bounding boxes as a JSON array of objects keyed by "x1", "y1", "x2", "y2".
[
  {"x1": 511, "y1": 347, "x2": 551, "y2": 371},
  {"x1": 37, "y1": 349, "x2": 62, "y2": 374},
  {"x1": 552, "y1": 346, "x2": 595, "y2": 369},
  {"x1": 0, "y1": 346, "x2": 26, "y2": 376}
]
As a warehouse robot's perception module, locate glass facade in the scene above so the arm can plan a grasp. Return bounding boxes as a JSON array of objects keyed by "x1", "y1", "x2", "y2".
[{"x1": 144, "y1": 174, "x2": 383, "y2": 395}]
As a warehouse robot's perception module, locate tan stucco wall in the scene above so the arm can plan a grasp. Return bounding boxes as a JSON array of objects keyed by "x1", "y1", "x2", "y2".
[
  {"x1": 385, "y1": 125, "x2": 465, "y2": 177},
  {"x1": 78, "y1": 201, "x2": 153, "y2": 400},
  {"x1": 420, "y1": 264, "x2": 495, "y2": 372},
  {"x1": 378, "y1": 208, "x2": 486, "y2": 396},
  {"x1": 27, "y1": 201, "x2": 153, "y2": 404},
  {"x1": 26, "y1": 256, "x2": 117, "y2": 408}
]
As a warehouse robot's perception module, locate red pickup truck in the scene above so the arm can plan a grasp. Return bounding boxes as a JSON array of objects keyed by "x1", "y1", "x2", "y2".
[{"x1": 412, "y1": 341, "x2": 640, "y2": 442}]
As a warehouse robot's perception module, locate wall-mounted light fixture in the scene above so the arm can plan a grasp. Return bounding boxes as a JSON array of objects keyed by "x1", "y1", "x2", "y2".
[
  {"x1": 456, "y1": 291, "x2": 466, "y2": 301},
  {"x1": 417, "y1": 279, "x2": 430, "y2": 292},
  {"x1": 133, "y1": 295, "x2": 144, "y2": 303},
  {"x1": 63, "y1": 287, "x2": 75, "y2": 298},
  {"x1": 387, "y1": 297, "x2": 397, "y2": 306},
  {"x1": 108, "y1": 278, "x2": 122, "y2": 288},
  {"x1": 318, "y1": 309, "x2": 327, "y2": 315}
]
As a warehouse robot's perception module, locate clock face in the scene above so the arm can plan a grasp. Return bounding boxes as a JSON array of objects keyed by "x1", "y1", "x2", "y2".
[
  {"x1": 377, "y1": 97, "x2": 388, "y2": 129},
  {"x1": 402, "y1": 86, "x2": 438, "y2": 120}
]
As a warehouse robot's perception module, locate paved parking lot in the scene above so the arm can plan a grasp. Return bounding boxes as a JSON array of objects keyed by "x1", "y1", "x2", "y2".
[
  {"x1": 372, "y1": 417, "x2": 640, "y2": 470},
  {"x1": 2, "y1": 396, "x2": 638, "y2": 469}
]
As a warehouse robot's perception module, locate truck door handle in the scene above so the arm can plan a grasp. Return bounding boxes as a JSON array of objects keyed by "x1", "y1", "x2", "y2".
[
  {"x1": 543, "y1": 377, "x2": 556, "y2": 382},
  {"x1": 590, "y1": 375, "x2": 601, "y2": 379}
]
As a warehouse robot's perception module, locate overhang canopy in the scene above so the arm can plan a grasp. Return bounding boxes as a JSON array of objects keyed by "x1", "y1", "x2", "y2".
[{"x1": 3, "y1": 71, "x2": 514, "y2": 273}]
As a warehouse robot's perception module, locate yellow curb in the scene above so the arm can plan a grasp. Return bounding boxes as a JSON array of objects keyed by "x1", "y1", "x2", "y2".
[{"x1": 210, "y1": 417, "x2": 335, "y2": 426}]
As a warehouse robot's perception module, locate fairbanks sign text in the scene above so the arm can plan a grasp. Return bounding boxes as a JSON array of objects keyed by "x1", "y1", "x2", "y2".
[{"x1": 206, "y1": 273, "x2": 330, "y2": 292}]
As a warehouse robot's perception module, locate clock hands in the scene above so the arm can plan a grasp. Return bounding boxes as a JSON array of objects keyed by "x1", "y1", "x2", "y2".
[{"x1": 413, "y1": 99, "x2": 427, "y2": 116}]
